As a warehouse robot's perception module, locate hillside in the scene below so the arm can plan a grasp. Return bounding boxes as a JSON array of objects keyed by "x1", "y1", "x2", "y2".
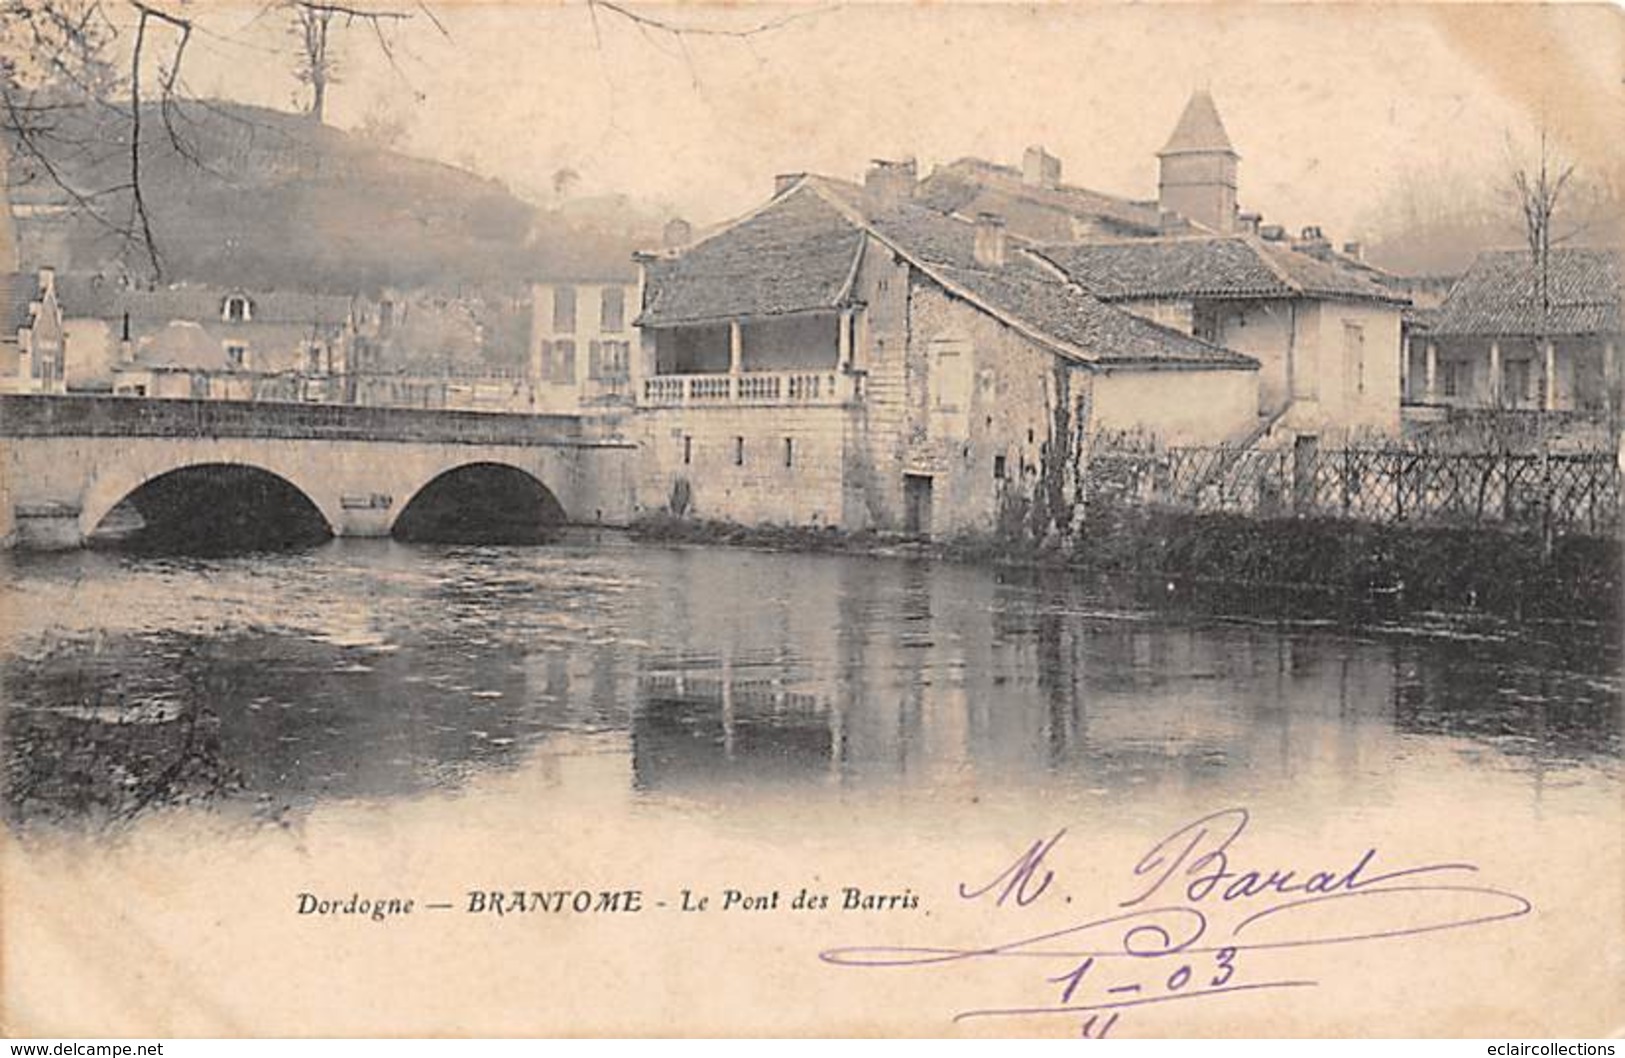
[{"x1": 6, "y1": 100, "x2": 656, "y2": 293}]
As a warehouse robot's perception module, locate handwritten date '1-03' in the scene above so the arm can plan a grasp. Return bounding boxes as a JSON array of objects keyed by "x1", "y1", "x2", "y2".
[{"x1": 819, "y1": 808, "x2": 1533, "y2": 1036}]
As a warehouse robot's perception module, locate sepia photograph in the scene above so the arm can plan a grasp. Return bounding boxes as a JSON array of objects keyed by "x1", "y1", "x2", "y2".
[{"x1": 0, "y1": 0, "x2": 1621, "y2": 1039}]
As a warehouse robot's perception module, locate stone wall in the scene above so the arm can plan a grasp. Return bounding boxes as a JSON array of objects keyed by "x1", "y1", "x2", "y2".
[{"x1": 632, "y1": 405, "x2": 851, "y2": 527}]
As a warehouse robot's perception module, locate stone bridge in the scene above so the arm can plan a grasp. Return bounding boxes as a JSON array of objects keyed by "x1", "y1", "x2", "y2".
[{"x1": 0, "y1": 395, "x2": 636, "y2": 549}]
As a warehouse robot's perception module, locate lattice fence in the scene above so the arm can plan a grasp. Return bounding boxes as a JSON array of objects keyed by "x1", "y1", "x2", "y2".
[{"x1": 1087, "y1": 441, "x2": 1622, "y2": 536}]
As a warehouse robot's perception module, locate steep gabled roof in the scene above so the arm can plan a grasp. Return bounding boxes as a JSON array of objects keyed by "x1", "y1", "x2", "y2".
[
  {"x1": 1036, "y1": 235, "x2": 1405, "y2": 304},
  {"x1": 1431, "y1": 247, "x2": 1622, "y2": 337},
  {"x1": 1159, "y1": 91, "x2": 1236, "y2": 157}
]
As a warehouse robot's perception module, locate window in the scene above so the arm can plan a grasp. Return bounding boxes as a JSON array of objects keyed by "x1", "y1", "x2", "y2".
[
  {"x1": 600, "y1": 287, "x2": 626, "y2": 333},
  {"x1": 552, "y1": 286, "x2": 577, "y2": 334},
  {"x1": 993, "y1": 454, "x2": 1007, "y2": 480},
  {"x1": 784, "y1": 437, "x2": 794, "y2": 468},
  {"x1": 225, "y1": 343, "x2": 248, "y2": 370},
  {"x1": 734, "y1": 437, "x2": 745, "y2": 466},
  {"x1": 589, "y1": 340, "x2": 631, "y2": 381},
  {"x1": 683, "y1": 435, "x2": 693, "y2": 465},
  {"x1": 552, "y1": 339, "x2": 577, "y2": 383},
  {"x1": 1503, "y1": 359, "x2": 1530, "y2": 406},
  {"x1": 1442, "y1": 359, "x2": 1476, "y2": 400},
  {"x1": 930, "y1": 335, "x2": 973, "y2": 413},
  {"x1": 1343, "y1": 322, "x2": 1366, "y2": 396},
  {"x1": 223, "y1": 295, "x2": 251, "y2": 323}
]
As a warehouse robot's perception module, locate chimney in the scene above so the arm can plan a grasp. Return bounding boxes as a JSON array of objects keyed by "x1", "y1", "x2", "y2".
[
  {"x1": 1293, "y1": 226, "x2": 1331, "y2": 258},
  {"x1": 1022, "y1": 146, "x2": 1062, "y2": 190},
  {"x1": 863, "y1": 158, "x2": 917, "y2": 215},
  {"x1": 1238, "y1": 212, "x2": 1261, "y2": 236},
  {"x1": 662, "y1": 217, "x2": 693, "y2": 250},
  {"x1": 973, "y1": 212, "x2": 1007, "y2": 269},
  {"x1": 774, "y1": 172, "x2": 806, "y2": 196},
  {"x1": 1342, "y1": 240, "x2": 1364, "y2": 262},
  {"x1": 1259, "y1": 224, "x2": 1286, "y2": 242}
]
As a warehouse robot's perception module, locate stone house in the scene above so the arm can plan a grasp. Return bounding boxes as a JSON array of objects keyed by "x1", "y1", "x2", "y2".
[
  {"x1": 1035, "y1": 234, "x2": 1408, "y2": 443},
  {"x1": 1413, "y1": 247, "x2": 1621, "y2": 418},
  {"x1": 909, "y1": 90, "x2": 1408, "y2": 446},
  {"x1": 631, "y1": 170, "x2": 1259, "y2": 538}
]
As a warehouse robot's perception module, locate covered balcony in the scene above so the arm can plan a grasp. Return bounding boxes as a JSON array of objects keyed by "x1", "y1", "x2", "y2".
[
  {"x1": 1403, "y1": 334, "x2": 1621, "y2": 415},
  {"x1": 640, "y1": 310, "x2": 861, "y2": 408}
]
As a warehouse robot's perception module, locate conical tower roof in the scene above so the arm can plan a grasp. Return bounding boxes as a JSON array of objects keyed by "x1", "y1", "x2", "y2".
[{"x1": 1158, "y1": 91, "x2": 1236, "y2": 157}]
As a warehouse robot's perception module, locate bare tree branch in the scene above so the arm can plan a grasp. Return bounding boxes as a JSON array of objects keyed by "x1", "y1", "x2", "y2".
[
  {"x1": 586, "y1": 0, "x2": 830, "y2": 40},
  {"x1": 286, "y1": 0, "x2": 421, "y2": 122}
]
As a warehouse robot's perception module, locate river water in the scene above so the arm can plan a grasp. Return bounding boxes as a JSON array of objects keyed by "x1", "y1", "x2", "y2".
[{"x1": 3, "y1": 533, "x2": 1621, "y2": 1036}]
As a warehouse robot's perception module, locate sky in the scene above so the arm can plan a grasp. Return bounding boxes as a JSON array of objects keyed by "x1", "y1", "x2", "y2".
[{"x1": 134, "y1": 2, "x2": 1625, "y2": 244}]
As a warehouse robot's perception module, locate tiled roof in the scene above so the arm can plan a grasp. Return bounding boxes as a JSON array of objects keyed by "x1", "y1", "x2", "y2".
[
  {"x1": 638, "y1": 175, "x2": 1257, "y2": 370},
  {"x1": 866, "y1": 205, "x2": 1255, "y2": 368},
  {"x1": 1160, "y1": 91, "x2": 1235, "y2": 156},
  {"x1": 1431, "y1": 248, "x2": 1621, "y2": 337},
  {"x1": 636, "y1": 186, "x2": 866, "y2": 326},
  {"x1": 1037, "y1": 236, "x2": 1404, "y2": 304},
  {"x1": 54, "y1": 275, "x2": 357, "y2": 328},
  {"x1": 917, "y1": 158, "x2": 1161, "y2": 236}
]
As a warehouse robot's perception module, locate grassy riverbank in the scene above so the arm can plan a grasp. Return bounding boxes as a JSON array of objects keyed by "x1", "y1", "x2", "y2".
[{"x1": 628, "y1": 511, "x2": 1621, "y2": 627}]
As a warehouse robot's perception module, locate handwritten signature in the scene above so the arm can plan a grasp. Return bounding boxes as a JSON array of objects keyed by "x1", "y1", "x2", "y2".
[{"x1": 820, "y1": 808, "x2": 1532, "y2": 1036}]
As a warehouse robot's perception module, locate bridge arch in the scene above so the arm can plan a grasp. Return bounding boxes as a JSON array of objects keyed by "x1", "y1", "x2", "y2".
[
  {"x1": 391, "y1": 460, "x2": 567, "y2": 544},
  {"x1": 81, "y1": 456, "x2": 342, "y2": 550}
]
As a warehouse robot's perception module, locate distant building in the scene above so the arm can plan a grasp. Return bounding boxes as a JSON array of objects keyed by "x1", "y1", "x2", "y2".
[
  {"x1": 1413, "y1": 247, "x2": 1621, "y2": 419},
  {"x1": 632, "y1": 169, "x2": 1259, "y2": 537},
  {"x1": 1, "y1": 267, "x2": 67, "y2": 394},
  {"x1": 531, "y1": 275, "x2": 638, "y2": 414},
  {"x1": 916, "y1": 151, "x2": 1164, "y2": 242},
  {"x1": 49, "y1": 277, "x2": 363, "y2": 401},
  {"x1": 913, "y1": 91, "x2": 1242, "y2": 243}
]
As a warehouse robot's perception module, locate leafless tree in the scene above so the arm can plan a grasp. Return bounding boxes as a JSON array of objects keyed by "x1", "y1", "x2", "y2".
[
  {"x1": 286, "y1": 1, "x2": 428, "y2": 124},
  {"x1": 1510, "y1": 127, "x2": 1576, "y2": 327}
]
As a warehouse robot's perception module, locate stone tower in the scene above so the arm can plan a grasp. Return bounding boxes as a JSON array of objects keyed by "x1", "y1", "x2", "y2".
[{"x1": 1157, "y1": 91, "x2": 1238, "y2": 233}]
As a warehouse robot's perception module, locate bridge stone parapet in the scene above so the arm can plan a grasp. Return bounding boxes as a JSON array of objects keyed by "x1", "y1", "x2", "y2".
[
  {"x1": 0, "y1": 395, "x2": 635, "y2": 549},
  {"x1": 0, "y1": 394, "x2": 592, "y2": 445}
]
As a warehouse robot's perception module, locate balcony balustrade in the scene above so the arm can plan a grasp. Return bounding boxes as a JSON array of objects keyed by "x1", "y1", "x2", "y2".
[{"x1": 640, "y1": 370, "x2": 856, "y2": 408}]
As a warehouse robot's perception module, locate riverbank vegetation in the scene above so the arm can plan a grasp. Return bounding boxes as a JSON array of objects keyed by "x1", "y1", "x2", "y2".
[{"x1": 628, "y1": 510, "x2": 1620, "y2": 627}]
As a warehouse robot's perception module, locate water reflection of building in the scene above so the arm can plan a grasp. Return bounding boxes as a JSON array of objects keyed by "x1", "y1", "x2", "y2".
[
  {"x1": 633, "y1": 673, "x2": 835, "y2": 790},
  {"x1": 623, "y1": 550, "x2": 1406, "y2": 800}
]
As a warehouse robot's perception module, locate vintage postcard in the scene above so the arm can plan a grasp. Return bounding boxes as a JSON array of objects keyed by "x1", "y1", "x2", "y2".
[{"x1": 1, "y1": 0, "x2": 1621, "y2": 1039}]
